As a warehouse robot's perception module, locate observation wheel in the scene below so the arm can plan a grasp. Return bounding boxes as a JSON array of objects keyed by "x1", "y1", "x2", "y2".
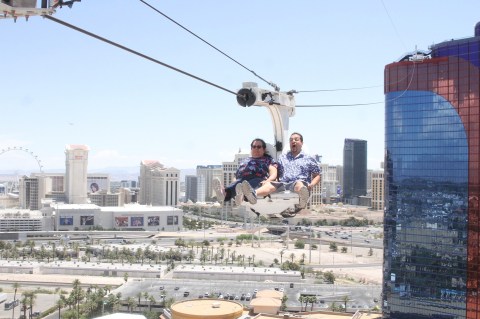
[{"x1": 0, "y1": 146, "x2": 44, "y2": 173}]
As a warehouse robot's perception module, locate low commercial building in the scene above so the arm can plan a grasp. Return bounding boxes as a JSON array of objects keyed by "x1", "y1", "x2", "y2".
[
  {"x1": 170, "y1": 299, "x2": 244, "y2": 319},
  {"x1": 0, "y1": 209, "x2": 52, "y2": 232},
  {"x1": 56, "y1": 203, "x2": 183, "y2": 231},
  {"x1": 173, "y1": 265, "x2": 301, "y2": 282}
]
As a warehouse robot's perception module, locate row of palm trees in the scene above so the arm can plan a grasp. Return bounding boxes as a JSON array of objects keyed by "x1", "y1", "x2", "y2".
[
  {"x1": 9, "y1": 280, "x2": 176, "y2": 319},
  {"x1": 298, "y1": 295, "x2": 350, "y2": 312}
]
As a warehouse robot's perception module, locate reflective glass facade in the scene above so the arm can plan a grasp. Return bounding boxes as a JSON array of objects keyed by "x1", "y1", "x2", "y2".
[
  {"x1": 384, "y1": 29, "x2": 480, "y2": 319},
  {"x1": 343, "y1": 139, "x2": 367, "y2": 202}
]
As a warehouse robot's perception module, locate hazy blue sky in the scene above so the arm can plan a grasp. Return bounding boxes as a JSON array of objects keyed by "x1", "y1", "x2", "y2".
[{"x1": 1, "y1": 1, "x2": 478, "y2": 174}]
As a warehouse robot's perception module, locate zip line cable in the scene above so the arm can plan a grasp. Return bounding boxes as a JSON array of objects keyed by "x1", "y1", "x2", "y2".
[
  {"x1": 139, "y1": 0, "x2": 280, "y2": 91},
  {"x1": 43, "y1": 15, "x2": 239, "y2": 97},
  {"x1": 44, "y1": 9, "x2": 434, "y2": 109},
  {"x1": 293, "y1": 85, "x2": 382, "y2": 93},
  {"x1": 296, "y1": 61, "x2": 418, "y2": 108}
]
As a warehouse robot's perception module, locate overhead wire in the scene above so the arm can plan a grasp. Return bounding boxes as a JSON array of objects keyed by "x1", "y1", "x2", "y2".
[
  {"x1": 45, "y1": 1, "x2": 445, "y2": 109},
  {"x1": 295, "y1": 0, "x2": 416, "y2": 108},
  {"x1": 138, "y1": 0, "x2": 280, "y2": 91},
  {"x1": 42, "y1": 15, "x2": 240, "y2": 97},
  {"x1": 296, "y1": 60, "x2": 418, "y2": 108}
]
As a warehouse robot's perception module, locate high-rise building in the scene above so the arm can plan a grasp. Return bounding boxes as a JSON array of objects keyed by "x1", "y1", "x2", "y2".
[
  {"x1": 383, "y1": 23, "x2": 480, "y2": 319},
  {"x1": 65, "y1": 144, "x2": 89, "y2": 204},
  {"x1": 370, "y1": 170, "x2": 384, "y2": 211},
  {"x1": 196, "y1": 165, "x2": 223, "y2": 200},
  {"x1": 18, "y1": 175, "x2": 48, "y2": 210},
  {"x1": 185, "y1": 175, "x2": 205, "y2": 203},
  {"x1": 342, "y1": 139, "x2": 367, "y2": 203},
  {"x1": 319, "y1": 164, "x2": 340, "y2": 204},
  {"x1": 138, "y1": 160, "x2": 180, "y2": 206}
]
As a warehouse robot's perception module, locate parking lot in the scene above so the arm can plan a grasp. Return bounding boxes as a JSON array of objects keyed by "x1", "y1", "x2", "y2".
[
  {"x1": 116, "y1": 278, "x2": 381, "y2": 311},
  {"x1": 0, "y1": 293, "x2": 56, "y2": 319}
]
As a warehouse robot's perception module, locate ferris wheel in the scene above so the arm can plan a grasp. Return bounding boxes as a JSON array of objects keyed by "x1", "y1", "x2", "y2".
[{"x1": 0, "y1": 146, "x2": 44, "y2": 174}]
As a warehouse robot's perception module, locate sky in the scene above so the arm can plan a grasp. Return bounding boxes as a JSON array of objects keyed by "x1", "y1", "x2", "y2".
[{"x1": 0, "y1": 0, "x2": 479, "y2": 176}]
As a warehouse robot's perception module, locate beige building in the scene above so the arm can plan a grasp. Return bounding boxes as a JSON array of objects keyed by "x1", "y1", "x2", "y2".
[
  {"x1": 65, "y1": 144, "x2": 89, "y2": 204},
  {"x1": 371, "y1": 170, "x2": 384, "y2": 211},
  {"x1": 139, "y1": 160, "x2": 180, "y2": 206},
  {"x1": 170, "y1": 299, "x2": 243, "y2": 319},
  {"x1": 19, "y1": 175, "x2": 48, "y2": 210}
]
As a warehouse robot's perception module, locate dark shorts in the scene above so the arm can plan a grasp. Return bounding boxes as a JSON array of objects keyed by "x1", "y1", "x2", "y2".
[{"x1": 271, "y1": 180, "x2": 308, "y2": 192}]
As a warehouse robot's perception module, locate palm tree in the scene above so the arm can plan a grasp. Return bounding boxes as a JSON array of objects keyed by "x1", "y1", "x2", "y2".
[
  {"x1": 341, "y1": 295, "x2": 350, "y2": 312},
  {"x1": 11, "y1": 282, "x2": 19, "y2": 319},
  {"x1": 126, "y1": 297, "x2": 136, "y2": 313},
  {"x1": 289, "y1": 253, "x2": 295, "y2": 263},
  {"x1": 298, "y1": 295, "x2": 307, "y2": 312},
  {"x1": 56, "y1": 298, "x2": 65, "y2": 319},
  {"x1": 280, "y1": 250, "x2": 284, "y2": 264},
  {"x1": 71, "y1": 279, "x2": 83, "y2": 319},
  {"x1": 20, "y1": 294, "x2": 30, "y2": 319},
  {"x1": 309, "y1": 295, "x2": 317, "y2": 311},
  {"x1": 148, "y1": 295, "x2": 156, "y2": 311}
]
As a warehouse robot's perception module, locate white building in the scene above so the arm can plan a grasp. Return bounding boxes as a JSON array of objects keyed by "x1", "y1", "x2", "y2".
[
  {"x1": 65, "y1": 144, "x2": 89, "y2": 204},
  {"x1": 56, "y1": 203, "x2": 183, "y2": 231},
  {"x1": 196, "y1": 165, "x2": 222, "y2": 200},
  {"x1": 0, "y1": 209, "x2": 53, "y2": 232},
  {"x1": 318, "y1": 164, "x2": 341, "y2": 204},
  {"x1": 139, "y1": 160, "x2": 180, "y2": 206}
]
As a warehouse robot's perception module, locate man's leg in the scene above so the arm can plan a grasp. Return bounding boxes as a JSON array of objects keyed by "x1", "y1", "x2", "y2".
[{"x1": 294, "y1": 180, "x2": 309, "y2": 209}]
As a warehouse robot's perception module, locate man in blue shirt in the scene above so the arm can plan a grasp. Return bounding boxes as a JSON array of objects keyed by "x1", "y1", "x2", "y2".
[{"x1": 242, "y1": 132, "x2": 321, "y2": 209}]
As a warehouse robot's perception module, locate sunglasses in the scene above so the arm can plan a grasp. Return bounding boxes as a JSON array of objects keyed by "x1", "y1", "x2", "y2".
[{"x1": 251, "y1": 145, "x2": 264, "y2": 149}]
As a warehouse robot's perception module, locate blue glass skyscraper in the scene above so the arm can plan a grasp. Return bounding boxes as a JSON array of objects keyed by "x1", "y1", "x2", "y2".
[{"x1": 383, "y1": 23, "x2": 480, "y2": 318}]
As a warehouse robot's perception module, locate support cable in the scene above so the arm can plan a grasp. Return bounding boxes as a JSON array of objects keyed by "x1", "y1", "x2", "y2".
[
  {"x1": 43, "y1": 15, "x2": 239, "y2": 97},
  {"x1": 138, "y1": 0, "x2": 280, "y2": 91}
]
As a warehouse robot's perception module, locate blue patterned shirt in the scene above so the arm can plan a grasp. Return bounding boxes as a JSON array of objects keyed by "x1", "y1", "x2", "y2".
[
  {"x1": 278, "y1": 151, "x2": 320, "y2": 184},
  {"x1": 236, "y1": 155, "x2": 278, "y2": 181}
]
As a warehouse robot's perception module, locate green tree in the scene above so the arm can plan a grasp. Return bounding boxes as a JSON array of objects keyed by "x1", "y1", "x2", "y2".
[
  {"x1": 11, "y1": 282, "x2": 19, "y2": 319},
  {"x1": 56, "y1": 297, "x2": 65, "y2": 319},
  {"x1": 289, "y1": 253, "x2": 295, "y2": 263},
  {"x1": 329, "y1": 242, "x2": 338, "y2": 252},
  {"x1": 126, "y1": 297, "x2": 136, "y2": 313},
  {"x1": 341, "y1": 247, "x2": 348, "y2": 253},
  {"x1": 309, "y1": 295, "x2": 317, "y2": 310},
  {"x1": 324, "y1": 271, "x2": 335, "y2": 284},
  {"x1": 294, "y1": 241, "x2": 305, "y2": 249},
  {"x1": 341, "y1": 295, "x2": 350, "y2": 312}
]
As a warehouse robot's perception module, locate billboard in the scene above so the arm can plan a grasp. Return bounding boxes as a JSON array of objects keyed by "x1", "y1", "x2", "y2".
[
  {"x1": 60, "y1": 216, "x2": 73, "y2": 225},
  {"x1": 148, "y1": 216, "x2": 159, "y2": 226},
  {"x1": 87, "y1": 176, "x2": 109, "y2": 193},
  {"x1": 167, "y1": 216, "x2": 179, "y2": 225},
  {"x1": 80, "y1": 216, "x2": 94, "y2": 226},
  {"x1": 115, "y1": 217, "x2": 128, "y2": 227},
  {"x1": 130, "y1": 216, "x2": 144, "y2": 227}
]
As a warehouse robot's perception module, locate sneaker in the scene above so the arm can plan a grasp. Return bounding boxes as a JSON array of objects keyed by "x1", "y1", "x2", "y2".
[
  {"x1": 298, "y1": 186, "x2": 309, "y2": 209},
  {"x1": 234, "y1": 183, "x2": 243, "y2": 205},
  {"x1": 212, "y1": 178, "x2": 225, "y2": 202},
  {"x1": 241, "y1": 180, "x2": 257, "y2": 204}
]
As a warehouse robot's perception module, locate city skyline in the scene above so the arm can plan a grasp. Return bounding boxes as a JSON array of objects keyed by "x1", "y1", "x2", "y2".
[{"x1": 1, "y1": 1, "x2": 478, "y2": 173}]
